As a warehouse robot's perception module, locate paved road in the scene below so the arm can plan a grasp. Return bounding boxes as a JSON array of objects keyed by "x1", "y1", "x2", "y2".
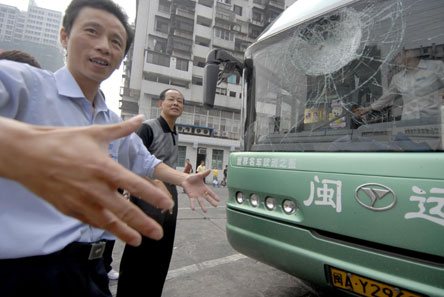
[{"x1": 109, "y1": 186, "x2": 323, "y2": 297}]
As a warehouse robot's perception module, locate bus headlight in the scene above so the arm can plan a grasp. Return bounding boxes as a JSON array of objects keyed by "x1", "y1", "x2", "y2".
[
  {"x1": 265, "y1": 197, "x2": 276, "y2": 210},
  {"x1": 282, "y1": 200, "x2": 296, "y2": 214},
  {"x1": 235, "y1": 192, "x2": 245, "y2": 204},
  {"x1": 249, "y1": 194, "x2": 260, "y2": 207}
]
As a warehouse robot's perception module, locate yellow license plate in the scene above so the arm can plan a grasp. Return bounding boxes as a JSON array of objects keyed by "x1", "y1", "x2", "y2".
[{"x1": 328, "y1": 267, "x2": 425, "y2": 297}]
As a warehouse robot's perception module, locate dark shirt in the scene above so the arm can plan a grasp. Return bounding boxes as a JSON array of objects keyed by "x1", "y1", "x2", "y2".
[{"x1": 136, "y1": 116, "x2": 178, "y2": 168}]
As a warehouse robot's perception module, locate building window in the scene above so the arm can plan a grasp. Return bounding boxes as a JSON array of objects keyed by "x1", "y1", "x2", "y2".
[
  {"x1": 178, "y1": 146, "x2": 186, "y2": 167},
  {"x1": 176, "y1": 58, "x2": 189, "y2": 71},
  {"x1": 212, "y1": 149, "x2": 223, "y2": 169},
  {"x1": 173, "y1": 38, "x2": 192, "y2": 52},
  {"x1": 174, "y1": 18, "x2": 194, "y2": 33},
  {"x1": 252, "y1": 11, "x2": 263, "y2": 22},
  {"x1": 233, "y1": 5, "x2": 242, "y2": 16},
  {"x1": 229, "y1": 91, "x2": 236, "y2": 97},
  {"x1": 207, "y1": 116, "x2": 218, "y2": 129},
  {"x1": 158, "y1": 1, "x2": 170, "y2": 14},
  {"x1": 249, "y1": 27, "x2": 261, "y2": 39},
  {"x1": 155, "y1": 17, "x2": 169, "y2": 34},
  {"x1": 232, "y1": 24, "x2": 241, "y2": 32},
  {"x1": 216, "y1": 87, "x2": 227, "y2": 95},
  {"x1": 193, "y1": 57, "x2": 206, "y2": 68},
  {"x1": 227, "y1": 74, "x2": 237, "y2": 84},
  {"x1": 147, "y1": 51, "x2": 170, "y2": 67},
  {"x1": 192, "y1": 76, "x2": 203, "y2": 85},
  {"x1": 214, "y1": 27, "x2": 233, "y2": 41},
  {"x1": 194, "y1": 114, "x2": 207, "y2": 126},
  {"x1": 152, "y1": 36, "x2": 167, "y2": 53}
]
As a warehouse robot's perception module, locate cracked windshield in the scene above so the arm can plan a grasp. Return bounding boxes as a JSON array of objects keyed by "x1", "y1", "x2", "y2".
[{"x1": 248, "y1": 0, "x2": 444, "y2": 152}]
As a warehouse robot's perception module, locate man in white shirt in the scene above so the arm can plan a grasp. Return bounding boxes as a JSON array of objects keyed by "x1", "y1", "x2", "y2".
[{"x1": 356, "y1": 49, "x2": 444, "y2": 121}]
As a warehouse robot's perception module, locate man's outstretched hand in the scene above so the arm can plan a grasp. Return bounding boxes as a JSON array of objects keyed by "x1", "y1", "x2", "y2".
[
  {"x1": 182, "y1": 169, "x2": 220, "y2": 212},
  {"x1": 0, "y1": 115, "x2": 174, "y2": 246}
]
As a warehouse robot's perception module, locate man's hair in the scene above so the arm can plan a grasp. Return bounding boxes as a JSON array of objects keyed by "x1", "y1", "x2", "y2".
[
  {"x1": 0, "y1": 50, "x2": 41, "y2": 68},
  {"x1": 159, "y1": 88, "x2": 185, "y2": 102},
  {"x1": 63, "y1": 0, "x2": 134, "y2": 55}
]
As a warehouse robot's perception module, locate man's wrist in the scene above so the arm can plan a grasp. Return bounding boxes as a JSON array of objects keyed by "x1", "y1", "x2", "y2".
[{"x1": 0, "y1": 118, "x2": 32, "y2": 179}]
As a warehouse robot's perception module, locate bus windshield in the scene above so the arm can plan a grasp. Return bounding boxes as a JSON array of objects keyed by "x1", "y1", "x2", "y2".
[{"x1": 246, "y1": 0, "x2": 444, "y2": 152}]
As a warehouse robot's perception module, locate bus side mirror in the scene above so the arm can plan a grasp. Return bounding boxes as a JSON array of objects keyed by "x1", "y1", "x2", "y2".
[
  {"x1": 203, "y1": 63, "x2": 219, "y2": 108},
  {"x1": 203, "y1": 49, "x2": 244, "y2": 108}
]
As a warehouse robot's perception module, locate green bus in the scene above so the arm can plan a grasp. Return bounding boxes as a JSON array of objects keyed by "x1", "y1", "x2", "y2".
[{"x1": 203, "y1": 0, "x2": 444, "y2": 296}]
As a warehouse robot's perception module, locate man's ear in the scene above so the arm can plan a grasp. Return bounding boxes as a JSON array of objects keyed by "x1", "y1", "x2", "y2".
[
  {"x1": 60, "y1": 27, "x2": 68, "y2": 50},
  {"x1": 157, "y1": 100, "x2": 163, "y2": 109}
]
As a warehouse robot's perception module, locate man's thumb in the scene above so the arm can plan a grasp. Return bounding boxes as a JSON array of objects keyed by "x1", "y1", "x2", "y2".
[{"x1": 104, "y1": 115, "x2": 144, "y2": 141}]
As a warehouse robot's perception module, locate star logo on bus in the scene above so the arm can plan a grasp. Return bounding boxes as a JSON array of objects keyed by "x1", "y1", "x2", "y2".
[{"x1": 354, "y1": 184, "x2": 397, "y2": 211}]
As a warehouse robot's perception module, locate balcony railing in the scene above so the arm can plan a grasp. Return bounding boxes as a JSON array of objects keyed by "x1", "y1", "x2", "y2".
[
  {"x1": 158, "y1": 4, "x2": 170, "y2": 14},
  {"x1": 119, "y1": 87, "x2": 140, "y2": 98},
  {"x1": 119, "y1": 99, "x2": 139, "y2": 114},
  {"x1": 172, "y1": 28, "x2": 193, "y2": 40},
  {"x1": 267, "y1": 0, "x2": 284, "y2": 9},
  {"x1": 174, "y1": 7, "x2": 195, "y2": 19}
]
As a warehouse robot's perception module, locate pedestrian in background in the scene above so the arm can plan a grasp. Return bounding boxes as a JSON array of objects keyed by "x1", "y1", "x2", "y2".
[
  {"x1": 222, "y1": 165, "x2": 228, "y2": 186},
  {"x1": 117, "y1": 89, "x2": 219, "y2": 297},
  {"x1": 183, "y1": 158, "x2": 193, "y2": 192},
  {"x1": 212, "y1": 166, "x2": 220, "y2": 187},
  {"x1": 197, "y1": 160, "x2": 207, "y2": 183},
  {"x1": 184, "y1": 158, "x2": 193, "y2": 174}
]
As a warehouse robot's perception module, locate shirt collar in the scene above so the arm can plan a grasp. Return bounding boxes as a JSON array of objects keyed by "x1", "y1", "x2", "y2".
[
  {"x1": 158, "y1": 116, "x2": 177, "y2": 135},
  {"x1": 54, "y1": 66, "x2": 110, "y2": 115}
]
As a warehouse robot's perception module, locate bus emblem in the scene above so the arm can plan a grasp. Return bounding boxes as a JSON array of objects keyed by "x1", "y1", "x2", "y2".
[{"x1": 354, "y1": 184, "x2": 397, "y2": 211}]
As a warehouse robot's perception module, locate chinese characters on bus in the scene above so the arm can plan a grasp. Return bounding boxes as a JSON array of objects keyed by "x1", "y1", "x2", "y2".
[
  {"x1": 405, "y1": 186, "x2": 444, "y2": 227},
  {"x1": 235, "y1": 156, "x2": 444, "y2": 227},
  {"x1": 304, "y1": 176, "x2": 342, "y2": 213}
]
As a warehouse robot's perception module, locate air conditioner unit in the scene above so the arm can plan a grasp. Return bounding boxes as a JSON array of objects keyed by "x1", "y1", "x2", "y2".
[
  {"x1": 222, "y1": 131, "x2": 229, "y2": 137},
  {"x1": 183, "y1": 126, "x2": 192, "y2": 133},
  {"x1": 195, "y1": 128, "x2": 210, "y2": 136},
  {"x1": 177, "y1": 126, "x2": 184, "y2": 133},
  {"x1": 213, "y1": 130, "x2": 220, "y2": 137}
]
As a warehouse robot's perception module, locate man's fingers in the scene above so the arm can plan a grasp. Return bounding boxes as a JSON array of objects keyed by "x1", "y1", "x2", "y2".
[
  {"x1": 200, "y1": 169, "x2": 211, "y2": 177},
  {"x1": 101, "y1": 161, "x2": 174, "y2": 211},
  {"x1": 126, "y1": 175, "x2": 174, "y2": 211},
  {"x1": 100, "y1": 115, "x2": 144, "y2": 142},
  {"x1": 202, "y1": 188, "x2": 220, "y2": 207},
  {"x1": 189, "y1": 197, "x2": 196, "y2": 211},
  {"x1": 79, "y1": 208, "x2": 144, "y2": 246},
  {"x1": 197, "y1": 197, "x2": 207, "y2": 213},
  {"x1": 205, "y1": 195, "x2": 220, "y2": 207},
  {"x1": 101, "y1": 192, "x2": 164, "y2": 242},
  {"x1": 58, "y1": 192, "x2": 145, "y2": 246},
  {"x1": 80, "y1": 190, "x2": 164, "y2": 245}
]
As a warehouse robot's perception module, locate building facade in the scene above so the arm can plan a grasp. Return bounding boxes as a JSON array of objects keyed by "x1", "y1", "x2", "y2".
[
  {"x1": 0, "y1": 0, "x2": 63, "y2": 71},
  {"x1": 120, "y1": 0, "x2": 287, "y2": 174}
]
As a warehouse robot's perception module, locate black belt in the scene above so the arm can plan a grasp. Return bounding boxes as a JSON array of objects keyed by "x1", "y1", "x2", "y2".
[
  {"x1": 0, "y1": 241, "x2": 106, "y2": 264},
  {"x1": 58, "y1": 241, "x2": 106, "y2": 260}
]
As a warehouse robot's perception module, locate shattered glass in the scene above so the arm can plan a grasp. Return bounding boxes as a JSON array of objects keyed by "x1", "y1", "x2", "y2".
[
  {"x1": 245, "y1": 0, "x2": 444, "y2": 152},
  {"x1": 290, "y1": 8, "x2": 363, "y2": 76}
]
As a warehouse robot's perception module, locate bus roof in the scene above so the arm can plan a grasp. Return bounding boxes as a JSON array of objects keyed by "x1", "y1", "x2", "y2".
[{"x1": 257, "y1": 0, "x2": 356, "y2": 42}]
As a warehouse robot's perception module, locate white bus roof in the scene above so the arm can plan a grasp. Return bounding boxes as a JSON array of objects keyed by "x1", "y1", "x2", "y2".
[{"x1": 257, "y1": 0, "x2": 356, "y2": 42}]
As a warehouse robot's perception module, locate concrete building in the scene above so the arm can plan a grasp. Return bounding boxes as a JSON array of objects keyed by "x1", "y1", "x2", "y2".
[
  {"x1": 120, "y1": 0, "x2": 286, "y2": 174},
  {"x1": 0, "y1": 0, "x2": 63, "y2": 71}
]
